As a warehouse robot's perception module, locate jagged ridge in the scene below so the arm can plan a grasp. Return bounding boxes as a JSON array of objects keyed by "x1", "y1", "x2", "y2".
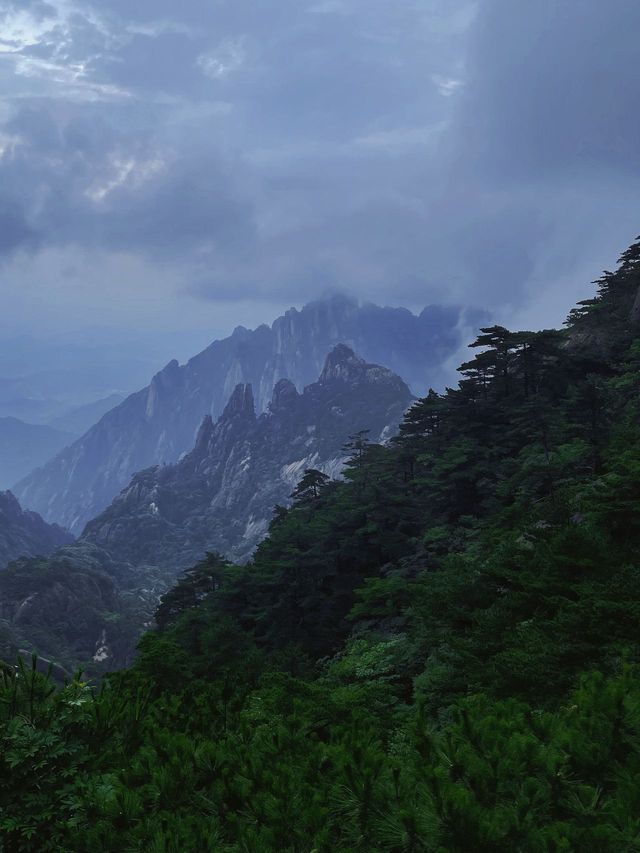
[
  {"x1": 81, "y1": 346, "x2": 413, "y2": 567},
  {"x1": 14, "y1": 296, "x2": 480, "y2": 533}
]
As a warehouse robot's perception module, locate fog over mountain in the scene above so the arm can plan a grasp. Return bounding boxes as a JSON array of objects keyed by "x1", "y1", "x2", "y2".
[
  {"x1": 0, "y1": 344, "x2": 413, "y2": 668},
  {"x1": 1, "y1": 1, "x2": 639, "y2": 377},
  {"x1": 0, "y1": 491, "x2": 72, "y2": 570},
  {"x1": 82, "y1": 344, "x2": 413, "y2": 567},
  {"x1": 0, "y1": 418, "x2": 73, "y2": 488},
  {"x1": 15, "y1": 295, "x2": 476, "y2": 533},
  {"x1": 2, "y1": 2, "x2": 640, "y2": 847},
  {"x1": 47, "y1": 395, "x2": 126, "y2": 438}
]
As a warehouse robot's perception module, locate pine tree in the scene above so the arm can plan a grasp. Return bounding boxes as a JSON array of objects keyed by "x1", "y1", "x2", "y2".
[{"x1": 290, "y1": 468, "x2": 330, "y2": 504}]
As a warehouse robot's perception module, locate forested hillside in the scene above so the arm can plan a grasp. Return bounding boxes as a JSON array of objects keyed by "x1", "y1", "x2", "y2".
[{"x1": 3, "y1": 238, "x2": 640, "y2": 850}]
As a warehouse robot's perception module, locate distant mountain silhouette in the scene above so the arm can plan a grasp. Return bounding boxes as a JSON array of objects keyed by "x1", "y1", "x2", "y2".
[
  {"x1": 0, "y1": 490, "x2": 72, "y2": 569},
  {"x1": 0, "y1": 418, "x2": 73, "y2": 488},
  {"x1": 15, "y1": 295, "x2": 481, "y2": 533}
]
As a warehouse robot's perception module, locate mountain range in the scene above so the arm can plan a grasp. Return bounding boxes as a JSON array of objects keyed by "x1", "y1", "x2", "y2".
[
  {"x1": 0, "y1": 345, "x2": 413, "y2": 670},
  {"x1": 82, "y1": 345, "x2": 413, "y2": 567},
  {"x1": 46, "y1": 394, "x2": 126, "y2": 437},
  {"x1": 4, "y1": 236, "x2": 640, "y2": 847},
  {"x1": 0, "y1": 395, "x2": 125, "y2": 490},
  {"x1": 15, "y1": 295, "x2": 478, "y2": 533}
]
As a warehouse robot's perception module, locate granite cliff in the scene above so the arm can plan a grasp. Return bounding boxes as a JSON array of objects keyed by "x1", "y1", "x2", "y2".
[
  {"x1": 15, "y1": 296, "x2": 475, "y2": 533},
  {"x1": 82, "y1": 345, "x2": 413, "y2": 567}
]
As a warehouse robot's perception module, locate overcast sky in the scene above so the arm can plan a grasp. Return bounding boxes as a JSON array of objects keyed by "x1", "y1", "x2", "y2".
[{"x1": 1, "y1": 0, "x2": 639, "y2": 394}]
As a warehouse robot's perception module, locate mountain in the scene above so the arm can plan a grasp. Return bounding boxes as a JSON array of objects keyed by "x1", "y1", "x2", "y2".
[
  {"x1": 47, "y1": 394, "x2": 125, "y2": 436},
  {"x1": 0, "y1": 395, "x2": 124, "y2": 491},
  {"x1": 82, "y1": 345, "x2": 413, "y2": 567},
  {"x1": 0, "y1": 345, "x2": 411, "y2": 670},
  {"x1": 0, "y1": 417, "x2": 73, "y2": 489},
  {"x1": 6, "y1": 238, "x2": 640, "y2": 849},
  {"x1": 14, "y1": 295, "x2": 477, "y2": 533},
  {"x1": 0, "y1": 392, "x2": 62, "y2": 425},
  {"x1": 0, "y1": 491, "x2": 73, "y2": 570}
]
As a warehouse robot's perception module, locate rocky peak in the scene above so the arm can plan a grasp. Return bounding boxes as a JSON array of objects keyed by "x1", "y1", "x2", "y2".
[
  {"x1": 0, "y1": 490, "x2": 21, "y2": 518},
  {"x1": 194, "y1": 415, "x2": 215, "y2": 451},
  {"x1": 319, "y1": 344, "x2": 368, "y2": 385},
  {"x1": 15, "y1": 296, "x2": 472, "y2": 534},
  {"x1": 270, "y1": 378, "x2": 299, "y2": 412},
  {"x1": 317, "y1": 344, "x2": 410, "y2": 394},
  {"x1": 151, "y1": 359, "x2": 181, "y2": 390},
  {"x1": 231, "y1": 324, "x2": 250, "y2": 339},
  {"x1": 146, "y1": 359, "x2": 183, "y2": 419},
  {"x1": 221, "y1": 384, "x2": 255, "y2": 421},
  {"x1": 82, "y1": 347, "x2": 413, "y2": 569}
]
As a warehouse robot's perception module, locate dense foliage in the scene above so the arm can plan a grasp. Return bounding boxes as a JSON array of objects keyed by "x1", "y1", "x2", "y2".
[
  {"x1": 0, "y1": 544, "x2": 149, "y2": 675},
  {"x1": 3, "y1": 238, "x2": 640, "y2": 850}
]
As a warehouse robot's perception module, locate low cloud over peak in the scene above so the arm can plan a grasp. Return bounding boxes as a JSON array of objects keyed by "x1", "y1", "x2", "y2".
[{"x1": 0, "y1": 0, "x2": 638, "y2": 349}]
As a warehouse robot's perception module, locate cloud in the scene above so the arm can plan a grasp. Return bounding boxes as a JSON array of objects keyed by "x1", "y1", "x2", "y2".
[
  {"x1": 430, "y1": 0, "x2": 640, "y2": 324},
  {"x1": 197, "y1": 39, "x2": 247, "y2": 81},
  {"x1": 452, "y1": 0, "x2": 640, "y2": 180},
  {"x1": 431, "y1": 75, "x2": 464, "y2": 97},
  {"x1": 0, "y1": 0, "x2": 637, "y2": 352},
  {"x1": 0, "y1": 0, "x2": 467, "y2": 287}
]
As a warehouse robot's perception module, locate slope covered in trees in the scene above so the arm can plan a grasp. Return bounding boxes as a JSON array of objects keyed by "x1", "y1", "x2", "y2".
[{"x1": 3, "y1": 238, "x2": 640, "y2": 850}]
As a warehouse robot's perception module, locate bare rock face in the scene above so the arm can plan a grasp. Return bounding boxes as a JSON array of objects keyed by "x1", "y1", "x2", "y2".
[
  {"x1": 81, "y1": 346, "x2": 413, "y2": 569},
  {"x1": 0, "y1": 491, "x2": 72, "y2": 570},
  {"x1": 14, "y1": 296, "x2": 478, "y2": 534}
]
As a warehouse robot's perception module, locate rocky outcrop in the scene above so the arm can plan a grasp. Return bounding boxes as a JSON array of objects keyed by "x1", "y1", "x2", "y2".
[
  {"x1": 14, "y1": 296, "x2": 480, "y2": 533},
  {"x1": 0, "y1": 491, "x2": 73, "y2": 569},
  {"x1": 81, "y1": 346, "x2": 413, "y2": 568}
]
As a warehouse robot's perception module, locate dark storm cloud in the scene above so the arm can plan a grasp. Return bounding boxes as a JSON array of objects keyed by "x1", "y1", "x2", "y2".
[
  {"x1": 416, "y1": 0, "x2": 640, "y2": 317},
  {"x1": 456, "y1": 0, "x2": 640, "y2": 179},
  {"x1": 0, "y1": 0, "x2": 464, "y2": 296},
  {"x1": 0, "y1": 97, "x2": 256, "y2": 254},
  {"x1": 0, "y1": 0, "x2": 638, "y2": 325}
]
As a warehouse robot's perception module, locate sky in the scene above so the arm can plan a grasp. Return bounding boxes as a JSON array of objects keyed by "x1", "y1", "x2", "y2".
[{"x1": 0, "y1": 0, "x2": 639, "y2": 404}]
